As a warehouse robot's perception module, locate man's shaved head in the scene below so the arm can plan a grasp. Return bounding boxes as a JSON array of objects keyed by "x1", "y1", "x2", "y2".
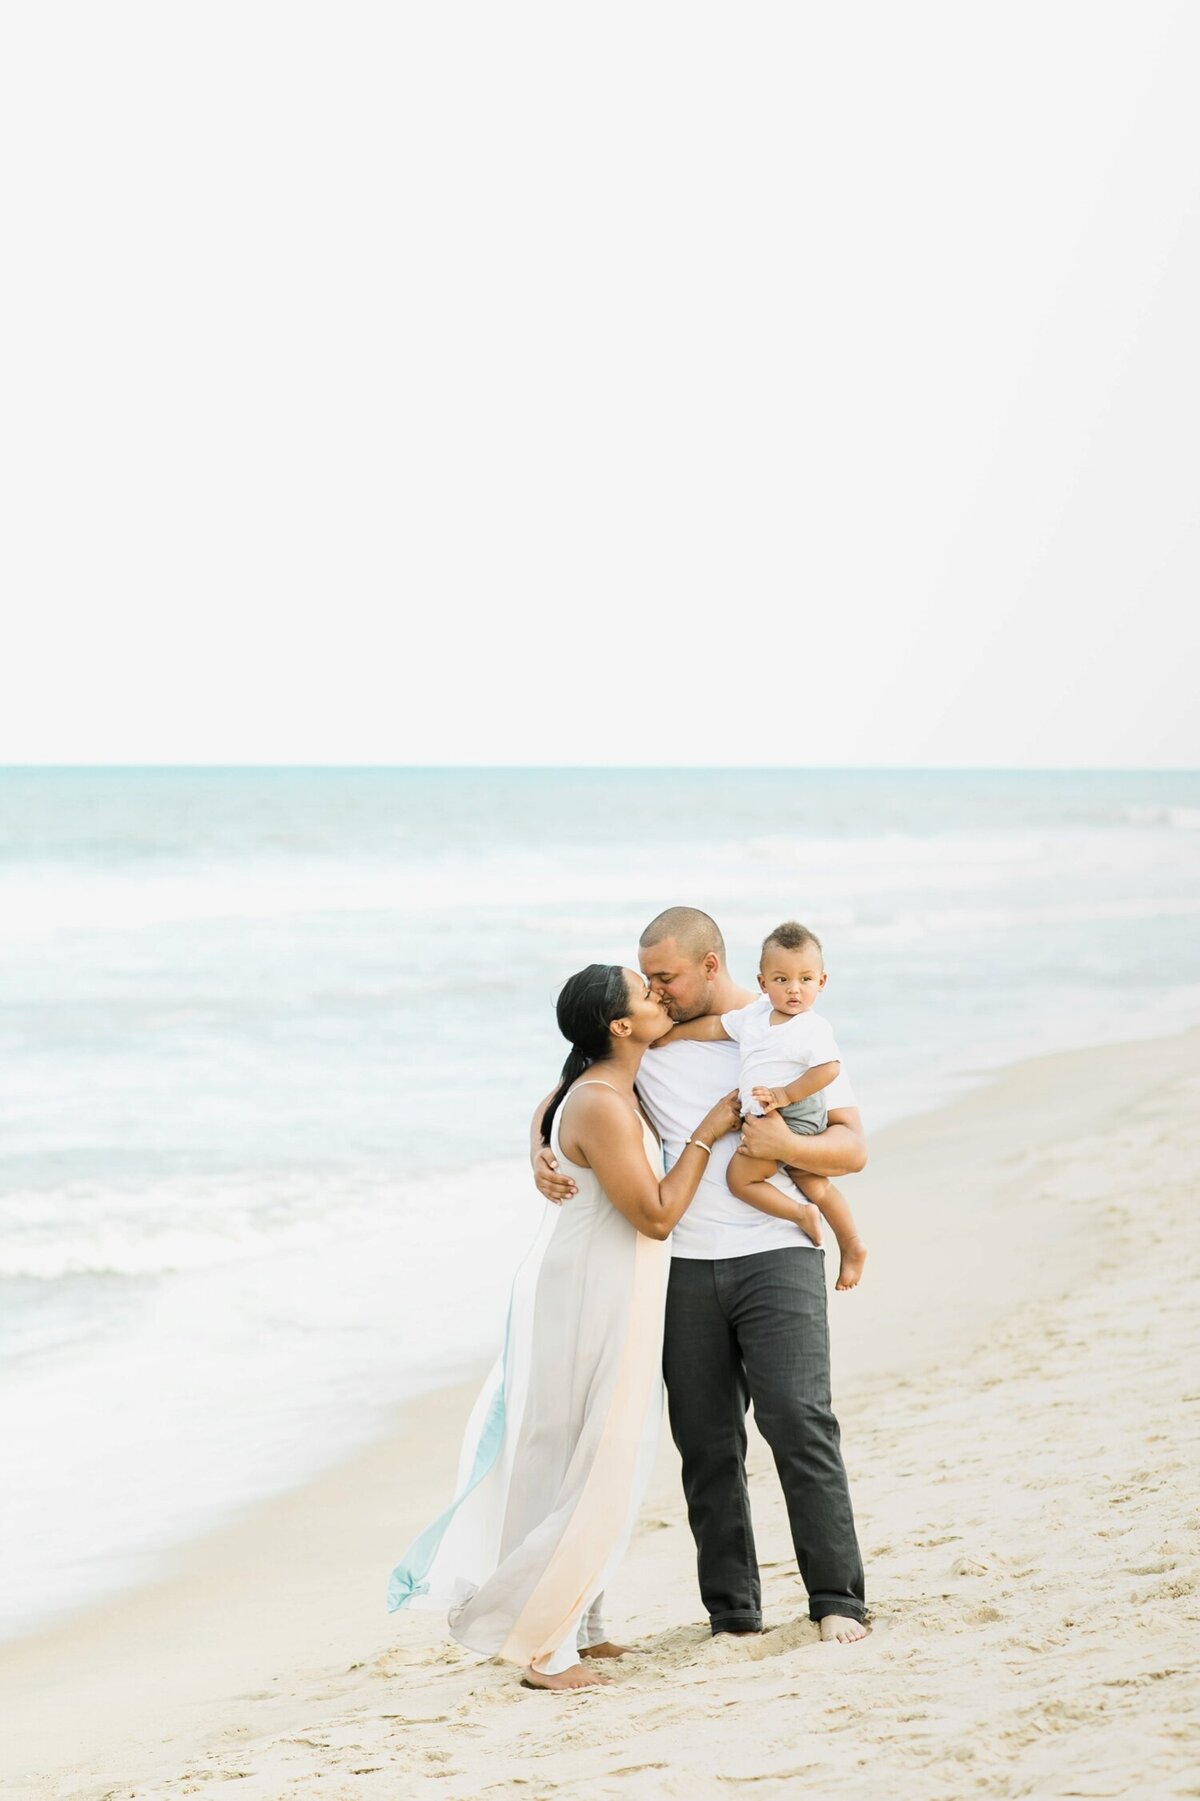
[{"x1": 639, "y1": 906, "x2": 726, "y2": 964}]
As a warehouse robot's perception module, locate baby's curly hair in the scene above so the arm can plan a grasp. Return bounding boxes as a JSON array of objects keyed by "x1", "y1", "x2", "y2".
[{"x1": 761, "y1": 921, "x2": 823, "y2": 963}]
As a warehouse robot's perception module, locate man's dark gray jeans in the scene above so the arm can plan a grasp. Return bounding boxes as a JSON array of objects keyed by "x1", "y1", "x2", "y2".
[{"x1": 662, "y1": 1245, "x2": 866, "y2": 1631}]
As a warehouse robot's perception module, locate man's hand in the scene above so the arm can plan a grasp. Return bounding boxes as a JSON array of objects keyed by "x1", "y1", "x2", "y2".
[
  {"x1": 739, "y1": 1108, "x2": 801, "y2": 1163},
  {"x1": 533, "y1": 1144, "x2": 577, "y2": 1205},
  {"x1": 751, "y1": 1085, "x2": 786, "y2": 1115},
  {"x1": 740, "y1": 1106, "x2": 867, "y2": 1177}
]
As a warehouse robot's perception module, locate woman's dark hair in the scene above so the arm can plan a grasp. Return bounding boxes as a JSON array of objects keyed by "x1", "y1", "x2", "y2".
[{"x1": 540, "y1": 963, "x2": 632, "y2": 1145}]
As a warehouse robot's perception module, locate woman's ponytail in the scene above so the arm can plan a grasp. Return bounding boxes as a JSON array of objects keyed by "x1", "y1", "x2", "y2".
[{"x1": 540, "y1": 964, "x2": 632, "y2": 1144}]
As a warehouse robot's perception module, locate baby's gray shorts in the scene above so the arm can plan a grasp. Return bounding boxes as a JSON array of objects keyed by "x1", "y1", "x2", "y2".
[{"x1": 777, "y1": 1095, "x2": 828, "y2": 1137}]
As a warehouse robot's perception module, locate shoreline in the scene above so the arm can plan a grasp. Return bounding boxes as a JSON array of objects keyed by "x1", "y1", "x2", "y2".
[{"x1": 3, "y1": 1025, "x2": 1199, "y2": 1797}]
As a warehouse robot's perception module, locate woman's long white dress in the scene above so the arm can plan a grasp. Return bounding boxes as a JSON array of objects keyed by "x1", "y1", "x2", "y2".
[{"x1": 387, "y1": 1082, "x2": 669, "y2": 1675}]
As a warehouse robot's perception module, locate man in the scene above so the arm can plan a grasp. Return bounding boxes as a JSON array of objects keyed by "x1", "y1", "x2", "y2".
[{"x1": 532, "y1": 906, "x2": 867, "y2": 1644}]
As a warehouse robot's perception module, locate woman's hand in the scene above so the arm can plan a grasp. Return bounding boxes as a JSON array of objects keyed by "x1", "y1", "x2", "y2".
[
  {"x1": 533, "y1": 1144, "x2": 577, "y2": 1205},
  {"x1": 697, "y1": 1089, "x2": 742, "y2": 1146}
]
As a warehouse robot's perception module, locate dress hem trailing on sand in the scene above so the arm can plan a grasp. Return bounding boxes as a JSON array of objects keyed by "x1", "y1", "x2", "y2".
[{"x1": 387, "y1": 1089, "x2": 668, "y2": 1675}]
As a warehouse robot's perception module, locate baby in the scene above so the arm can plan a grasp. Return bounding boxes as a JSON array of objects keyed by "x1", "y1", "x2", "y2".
[{"x1": 657, "y1": 920, "x2": 867, "y2": 1291}]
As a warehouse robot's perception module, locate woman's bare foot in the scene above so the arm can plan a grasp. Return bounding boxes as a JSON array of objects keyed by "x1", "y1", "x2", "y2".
[
  {"x1": 819, "y1": 1614, "x2": 869, "y2": 1644},
  {"x1": 580, "y1": 1641, "x2": 631, "y2": 1658},
  {"x1": 835, "y1": 1239, "x2": 868, "y2": 1290},
  {"x1": 522, "y1": 1661, "x2": 610, "y2": 1690}
]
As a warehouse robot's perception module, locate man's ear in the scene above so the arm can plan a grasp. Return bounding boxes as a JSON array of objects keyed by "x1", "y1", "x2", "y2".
[{"x1": 702, "y1": 953, "x2": 720, "y2": 980}]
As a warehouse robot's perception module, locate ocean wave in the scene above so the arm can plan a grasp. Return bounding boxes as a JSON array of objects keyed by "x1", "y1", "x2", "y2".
[
  {"x1": 839, "y1": 895, "x2": 1200, "y2": 944},
  {"x1": 1121, "y1": 805, "x2": 1200, "y2": 831},
  {"x1": 2, "y1": 823, "x2": 1194, "y2": 945},
  {"x1": 0, "y1": 1221, "x2": 331, "y2": 1282},
  {"x1": 0, "y1": 1158, "x2": 529, "y2": 1282}
]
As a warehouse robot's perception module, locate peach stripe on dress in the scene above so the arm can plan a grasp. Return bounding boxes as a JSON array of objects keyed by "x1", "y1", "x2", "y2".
[{"x1": 499, "y1": 1227, "x2": 667, "y2": 1668}]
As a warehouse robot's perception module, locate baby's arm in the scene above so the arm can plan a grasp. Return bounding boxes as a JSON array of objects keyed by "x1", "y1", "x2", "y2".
[
  {"x1": 651, "y1": 1015, "x2": 732, "y2": 1047},
  {"x1": 751, "y1": 1059, "x2": 840, "y2": 1115}
]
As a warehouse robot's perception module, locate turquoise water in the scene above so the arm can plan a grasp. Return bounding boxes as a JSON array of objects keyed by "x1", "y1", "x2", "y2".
[{"x1": 2, "y1": 767, "x2": 1198, "y2": 1636}]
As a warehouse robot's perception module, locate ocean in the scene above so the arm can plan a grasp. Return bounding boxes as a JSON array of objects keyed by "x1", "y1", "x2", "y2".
[{"x1": 2, "y1": 766, "x2": 1199, "y2": 1641}]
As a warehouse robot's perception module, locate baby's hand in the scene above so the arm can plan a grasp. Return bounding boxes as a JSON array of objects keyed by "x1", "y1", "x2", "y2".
[{"x1": 751, "y1": 1086, "x2": 786, "y2": 1115}]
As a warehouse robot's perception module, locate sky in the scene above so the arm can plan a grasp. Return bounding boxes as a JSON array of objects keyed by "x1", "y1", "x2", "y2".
[{"x1": 2, "y1": 3, "x2": 1198, "y2": 768}]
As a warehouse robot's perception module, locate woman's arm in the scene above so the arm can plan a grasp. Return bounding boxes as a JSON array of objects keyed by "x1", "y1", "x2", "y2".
[
  {"x1": 563, "y1": 1087, "x2": 741, "y2": 1240},
  {"x1": 751, "y1": 1059, "x2": 840, "y2": 1114}
]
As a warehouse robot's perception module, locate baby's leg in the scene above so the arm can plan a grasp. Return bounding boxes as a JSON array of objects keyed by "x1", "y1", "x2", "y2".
[
  {"x1": 727, "y1": 1150, "x2": 822, "y2": 1246},
  {"x1": 787, "y1": 1168, "x2": 868, "y2": 1291}
]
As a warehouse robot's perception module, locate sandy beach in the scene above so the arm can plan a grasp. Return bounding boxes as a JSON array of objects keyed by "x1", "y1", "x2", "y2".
[{"x1": 3, "y1": 1028, "x2": 1198, "y2": 1800}]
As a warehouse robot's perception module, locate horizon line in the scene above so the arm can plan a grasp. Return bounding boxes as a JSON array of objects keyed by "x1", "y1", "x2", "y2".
[{"x1": 0, "y1": 762, "x2": 1197, "y2": 777}]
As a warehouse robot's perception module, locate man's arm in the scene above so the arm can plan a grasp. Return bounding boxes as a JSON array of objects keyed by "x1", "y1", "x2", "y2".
[
  {"x1": 738, "y1": 1104, "x2": 867, "y2": 1176},
  {"x1": 530, "y1": 1087, "x2": 578, "y2": 1202},
  {"x1": 529, "y1": 1089, "x2": 555, "y2": 1161}
]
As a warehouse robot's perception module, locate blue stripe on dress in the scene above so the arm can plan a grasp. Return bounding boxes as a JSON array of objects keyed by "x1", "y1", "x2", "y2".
[{"x1": 386, "y1": 1306, "x2": 511, "y2": 1612}]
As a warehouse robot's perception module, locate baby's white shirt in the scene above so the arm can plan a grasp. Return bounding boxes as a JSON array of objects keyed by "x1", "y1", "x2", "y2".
[{"x1": 720, "y1": 996, "x2": 841, "y2": 1117}]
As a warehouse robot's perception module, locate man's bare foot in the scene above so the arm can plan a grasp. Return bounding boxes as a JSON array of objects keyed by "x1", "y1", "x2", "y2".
[
  {"x1": 580, "y1": 1641, "x2": 631, "y2": 1659},
  {"x1": 796, "y1": 1202, "x2": 823, "y2": 1246},
  {"x1": 835, "y1": 1239, "x2": 868, "y2": 1291},
  {"x1": 819, "y1": 1614, "x2": 869, "y2": 1644},
  {"x1": 522, "y1": 1661, "x2": 610, "y2": 1689}
]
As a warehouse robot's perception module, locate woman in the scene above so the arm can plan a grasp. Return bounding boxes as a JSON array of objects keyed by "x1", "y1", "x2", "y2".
[{"x1": 387, "y1": 964, "x2": 739, "y2": 1690}]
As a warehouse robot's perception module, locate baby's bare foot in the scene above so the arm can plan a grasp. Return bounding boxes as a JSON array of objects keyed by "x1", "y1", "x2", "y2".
[
  {"x1": 522, "y1": 1662, "x2": 610, "y2": 1690},
  {"x1": 819, "y1": 1615, "x2": 869, "y2": 1644},
  {"x1": 797, "y1": 1202, "x2": 823, "y2": 1246},
  {"x1": 580, "y1": 1641, "x2": 631, "y2": 1659},
  {"x1": 835, "y1": 1239, "x2": 868, "y2": 1290}
]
